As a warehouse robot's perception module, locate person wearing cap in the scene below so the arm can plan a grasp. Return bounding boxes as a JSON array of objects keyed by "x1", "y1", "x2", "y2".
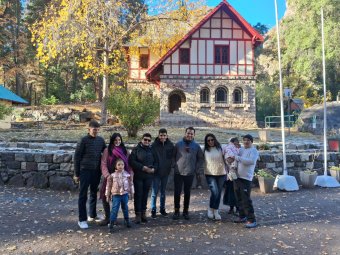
[
  {"x1": 74, "y1": 120, "x2": 106, "y2": 229},
  {"x1": 230, "y1": 134, "x2": 259, "y2": 228}
]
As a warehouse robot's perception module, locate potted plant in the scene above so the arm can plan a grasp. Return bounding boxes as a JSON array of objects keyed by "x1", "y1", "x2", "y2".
[
  {"x1": 299, "y1": 170, "x2": 318, "y2": 188},
  {"x1": 330, "y1": 166, "x2": 340, "y2": 182},
  {"x1": 327, "y1": 129, "x2": 340, "y2": 152},
  {"x1": 256, "y1": 169, "x2": 276, "y2": 194}
]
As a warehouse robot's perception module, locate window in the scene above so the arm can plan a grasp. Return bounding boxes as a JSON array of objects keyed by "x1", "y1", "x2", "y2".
[
  {"x1": 200, "y1": 88, "x2": 210, "y2": 103},
  {"x1": 139, "y1": 54, "x2": 149, "y2": 69},
  {"x1": 179, "y1": 48, "x2": 190, "y2": 64},
  {"x1": 215, "y1": 87, "x2": 228, "y2": 103},
  {"x1": 215, "y1": 45, "x2": 229, "y2": 64},
  {"x1": 233, "y1": 88, "x2": 243, "y2": 104}
]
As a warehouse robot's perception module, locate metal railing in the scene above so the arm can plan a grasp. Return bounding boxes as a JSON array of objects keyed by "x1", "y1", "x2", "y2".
[{"x1": 264, "y1": 115, "x2": 296, "y2": 128}]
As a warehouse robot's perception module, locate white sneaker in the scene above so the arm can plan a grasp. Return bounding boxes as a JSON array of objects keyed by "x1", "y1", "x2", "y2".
[
  {"x1": 207, "y1": 208, "x2": 214, "y2": 219},
  {"x1": 87, "y1": 216, "x2": 103, "y2": 223},
  {"x1": 214, "y1": 209, "x2": 221, "y2": 220},
  {"x1": 78, "y1": 221, "x2": 89, "y2": 229}
]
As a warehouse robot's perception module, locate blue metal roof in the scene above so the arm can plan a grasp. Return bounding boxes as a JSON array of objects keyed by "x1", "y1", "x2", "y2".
[{"x1": 0, "y1": 85, "x2": 28, "y2": 104}]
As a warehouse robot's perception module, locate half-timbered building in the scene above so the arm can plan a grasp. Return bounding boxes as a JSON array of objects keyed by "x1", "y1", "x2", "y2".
[{"x1": 127, "y1": 0, "x2": 264, "y2": 127}]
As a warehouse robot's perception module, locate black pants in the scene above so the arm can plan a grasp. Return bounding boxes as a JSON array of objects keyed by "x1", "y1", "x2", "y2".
[
  {"x1": 174, "y1": 174, "x2": 194, "y2": 211},
  {"x1": 78, "y1": 170, "x2": 101, "y2": 222},
  {"x1": 133, "y1": 177, "x2": 153, "y2": 213},
  {"x1": 233, "y1": 178, "x2": 256, "y2": 222},
  {"x1": 102, "y1": 198, "x2": 110, "y2": 220}
]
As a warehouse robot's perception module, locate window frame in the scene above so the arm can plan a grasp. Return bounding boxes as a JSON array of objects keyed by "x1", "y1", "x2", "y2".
[
  {"x1": 215, "y1": 87, "x2": 228, "y2": 103},
  {"x1": 214, "y1": 45, "x2": 230, "y2": 65},
  {"x1": 233, "y1": 88, "x2": 243, "y2": 104},
  {"x1": 200, "y1": 88, "x2": 210, "y2": 103},
  {"x1": 139, "y1": 54, "x2": 149, "y2": 69},
  {"x1": 179, "y1": 48, "x2": 190, "y2": 64}
]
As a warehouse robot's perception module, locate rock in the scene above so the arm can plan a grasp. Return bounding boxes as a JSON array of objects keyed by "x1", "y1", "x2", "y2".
[
  {"x1": 79, "y1": 111, "x2": 94, "y2": 123},
  {"x1": 22, "y1": 171, "x2": 35, "y2": 180},
  {"x1": 27, "y1": 173, "x2": 48, "y2": 189},
  {"x1": 49, "y1": 176, "x2": 76, "y2": 191},
  {"x1": 2, "y1": 152, "x2": 15, "y2": 161},
  {"x1": 38, "y1": 163, "x2": 49, "y2": 171},
  {"x1": 53, "y1": 154, "x2": 72, "y2": 163},
  {"x1": 5, "y1": 160, "x2": 21, "y2": 169},
  {"x1": 26, "y1": 162, "x2": 38, "y2": 171},
  {"x1": 15, "y1": 153, "x2": 27, "y2": 162},
  {"x1": 48, "y1": 163, "x2": 60, "y2": 170},
  {"x1": 0, "y1": 171, "x2": 9, "y2": 182},
  {"x1": 0, "y1": 177, "x2": 4, "y2": 186},
  {"x1": 60, "y1": 163, "x2": 72, "y2": 172},
  {"x1": 8, "y1": 175, "x2": 25, "y2": 187},
  {"x1": 35, "y1": 154, "x2": 46, "y2": 163}
]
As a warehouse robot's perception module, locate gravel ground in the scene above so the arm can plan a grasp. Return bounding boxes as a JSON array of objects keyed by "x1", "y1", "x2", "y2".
[{"x1": 0, "y1": 186, "x2": 339, "y2": 255}]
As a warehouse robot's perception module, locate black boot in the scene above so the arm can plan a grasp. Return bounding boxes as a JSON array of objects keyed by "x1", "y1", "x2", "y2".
[
  {"x1": 135, "y1": 212, "x2": 141, "y2": 224},
  {"x1": 141, "y1": 211, "x2": 148, "y2": 223},
  {"x1": 125, "y1": 219, "x2": 131, "y2": 228},
  {"x1": 100, "y1": 200, "x2": 110, "y2": 226},
  {"x1": 151, "y1": 210, "x2": 157, "y2": 219},
  {"x1": 108, "y1": 221, "x2": 116, "y2": 233},
  {"x1": 160, "y1": 209, "x2": 168, "y2": 217},
  {"x1": 183, "y1": 209, "x2": 189, "y2": 220},
  {"x1": 172, "y1": 208, "x2": 180, "y2": 220}
]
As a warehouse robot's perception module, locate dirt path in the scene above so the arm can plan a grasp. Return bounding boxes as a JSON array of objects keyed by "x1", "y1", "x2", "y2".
[{"x1": 0, "y1": 186, "x2": 339, "y2": 255}]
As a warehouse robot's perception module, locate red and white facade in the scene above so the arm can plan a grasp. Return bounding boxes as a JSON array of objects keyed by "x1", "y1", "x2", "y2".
[{"x1": 127, "y1": 1, "x2": 264, "y2": 127}]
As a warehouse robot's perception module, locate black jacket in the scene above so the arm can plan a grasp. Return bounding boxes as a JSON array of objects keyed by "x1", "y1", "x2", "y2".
[
  {"x1": 74, "y1": 134, "x2": 106, "y2": 177},
  {"x1": 152, "y1": 138, "x2": 174, "y2": 177},
  {"x1": 128, "y1": 143, "x2": 158, "y2": 179}
]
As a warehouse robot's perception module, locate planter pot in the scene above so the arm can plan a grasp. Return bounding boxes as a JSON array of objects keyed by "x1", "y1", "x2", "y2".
[
  {"x1": 299, "y1": 171, "x2": 318, "y2": 188},
  {"x1": 330, "y1": 170, "x2": 340, "y2": 182},
  {"x1": 258, "y1": 176, "x2": 275, "y2": 193},
  {"x1": 328, "y1": 138, "x2": 340, "y2": 152}
]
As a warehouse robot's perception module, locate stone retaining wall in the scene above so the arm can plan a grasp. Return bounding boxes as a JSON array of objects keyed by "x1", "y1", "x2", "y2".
[{"x1": 0, "y1": 147, "x2": 339, "y2": 190}]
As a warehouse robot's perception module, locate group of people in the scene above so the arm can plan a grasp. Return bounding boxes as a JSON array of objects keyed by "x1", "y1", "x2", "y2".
[{"x1": 73, "y1": 120, "x2": 259, "y2": 233}]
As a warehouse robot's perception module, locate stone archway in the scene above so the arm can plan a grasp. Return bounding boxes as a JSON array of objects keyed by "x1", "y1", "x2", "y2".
[{"x1": 168, "y1": 90, "x2": 186, "y2": 113}]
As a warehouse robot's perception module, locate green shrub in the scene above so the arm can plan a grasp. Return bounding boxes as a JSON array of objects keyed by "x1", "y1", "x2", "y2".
[
  {"x1": 70, "y1": 85, "x2": 96, "y2": 103},
  {"x1": 106, "y1": 88, "x2": 160, "y2": 137},
  {"x1": 330, "y1": 166, "x2": 340, "y2": 171},
  {"x1": 40, "y1": 95, "x2": 59, "y2": 105},
  {"x1": 257, "y1": 143, "x2": 270, "y2": 150},
  {"x1": 0, "y1": 103, "x2": 12, "y2": 120},
  {"x1": 256, "y1": 169, "x2": 276, "y2": 178}
]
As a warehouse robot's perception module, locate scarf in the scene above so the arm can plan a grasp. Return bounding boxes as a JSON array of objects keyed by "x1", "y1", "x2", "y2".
[{"x1": 107, "y1": 146, "x2": 131, "y2": 174}]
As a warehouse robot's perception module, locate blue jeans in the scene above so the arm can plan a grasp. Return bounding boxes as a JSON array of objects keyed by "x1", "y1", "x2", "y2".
[
  {"x1": 151, "y1": 175, "x2": 169, "y2": 212},
  {"x1": 110, "y1": 193, "x2": 129, "y2": 222},
  {"x1": 205, "y1": 175, "x2": 226, "y2": 209}
]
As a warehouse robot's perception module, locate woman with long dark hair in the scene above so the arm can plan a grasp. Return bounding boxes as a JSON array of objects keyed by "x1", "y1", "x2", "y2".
[
  {"x1": 203, "y1": 133, "x2": 226, "y2": 220},
  {"x1": 100, "y1": 133, "x2": 132, "y2": 226}
]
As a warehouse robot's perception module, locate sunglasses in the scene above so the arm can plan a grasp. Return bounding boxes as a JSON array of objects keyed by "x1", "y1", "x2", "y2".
[
  {"x1": 143, "y1": 138, "x2": 151, "y2": 142},
  {"x1": 207, "y1": 139, "x2": 215, "y2": 142}
]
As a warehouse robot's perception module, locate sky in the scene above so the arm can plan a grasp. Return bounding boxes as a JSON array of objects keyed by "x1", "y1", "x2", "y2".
[{"x1": 207, "y1": 0, "x2": 287, "y2": 28}]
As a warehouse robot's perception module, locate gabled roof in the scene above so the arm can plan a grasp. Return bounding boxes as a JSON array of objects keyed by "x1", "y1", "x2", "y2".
[
  {"x1": 0, "y1": 85, "x2": 28, "y2": 104},
  {"x1": 146, "y1": 0, "x2": 264, "y2": 81}
]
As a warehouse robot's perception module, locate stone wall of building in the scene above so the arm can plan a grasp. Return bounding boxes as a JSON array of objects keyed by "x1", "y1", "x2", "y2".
[
  {"x1": 1, "y1": 143, "x2": 339, "y2": 190},
  {"x1": 160, "y1": 75, "x2": 257, "y2": 128}
]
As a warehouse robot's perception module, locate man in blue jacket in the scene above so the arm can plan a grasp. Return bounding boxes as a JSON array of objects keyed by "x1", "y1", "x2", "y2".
[
  {"x1": 172, "y1": 127, "x2": 204, "y2": 220},
  {"x1": 74, "y1": 120, "x2": 106, "y2": 229}
]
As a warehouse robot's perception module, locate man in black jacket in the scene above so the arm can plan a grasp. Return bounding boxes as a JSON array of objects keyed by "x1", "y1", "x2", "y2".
[
  {"x1": 150, "y1": 128, "x2": 174, "y2": 218},
  {"x1": 74, "y1": 120, "x2": 106, "y2": 229}
]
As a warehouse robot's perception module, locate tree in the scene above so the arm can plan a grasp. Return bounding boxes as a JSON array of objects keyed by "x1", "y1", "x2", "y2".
[
  {"x1": 106, "y1": 88, "x2": 160, "y2": 137},
  {"x1": 0, "y1": 103, "x2": 12, "y2": 120},
  {"x1": 253, "y1": 22, "x2": 269, "y2": 36},
  {"x1": 30, "y1": 0, "x2": 206, "y2": 123}
]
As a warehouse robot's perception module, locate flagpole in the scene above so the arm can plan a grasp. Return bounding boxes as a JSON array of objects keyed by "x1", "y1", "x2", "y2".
[
  {"x1": 314, "y1": 8, "x2": 339, "y2": 187},
  {"x1": 321, "y1": 8, "x2": 328, "y2": 176},
  {"x1": 274, "y1": 0, "x2": 287, "y2": 175}
]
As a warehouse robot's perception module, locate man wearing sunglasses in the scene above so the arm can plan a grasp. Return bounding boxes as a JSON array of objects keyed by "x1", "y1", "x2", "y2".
[
  {"x1": 129, "y1": 133, "x2": 158, "y2": 224},
  {"x1": 172, "y1": 127, "x2": 204, "y2": 220}
]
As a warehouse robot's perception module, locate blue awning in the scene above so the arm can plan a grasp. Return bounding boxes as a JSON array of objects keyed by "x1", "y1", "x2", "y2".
[{"x1": 0, "y1": 85, "x2": 28, "y2": 104}]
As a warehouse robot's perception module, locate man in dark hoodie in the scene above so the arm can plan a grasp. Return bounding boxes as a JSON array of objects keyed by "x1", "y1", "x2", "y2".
[
  {"x1": 129, "y1": 133, "x2": 158, "y2": 224},
  {"x1": 150, "y1": 128, "x2": 175, "y2": 218},
  {"x1": 172, "y1": 127, "x2": 204, "y2": 220},
  {"x1": 74, "y1": 120, "x2": 106, "y2": 229}
]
